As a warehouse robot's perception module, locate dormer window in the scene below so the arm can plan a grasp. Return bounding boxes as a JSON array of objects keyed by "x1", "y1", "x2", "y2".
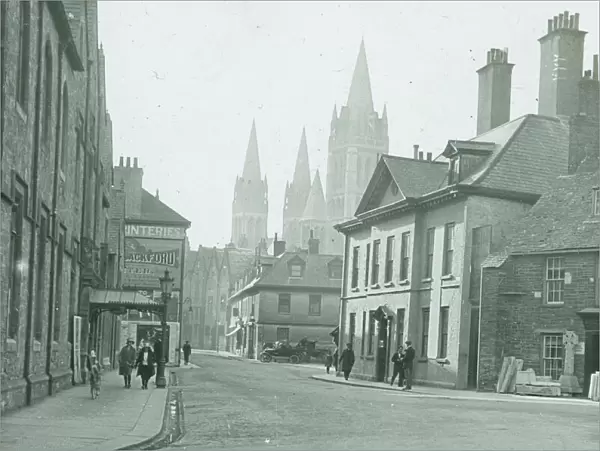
[
  {"x1": 448, "y1": 158, "x2": 459, "y2": 185},
  {"x1": 593, "y1": 188, "x2": 599, "y2": 216},
  {"x1": 328, "y1": 261, "x2": 343, "y2": 279},
  {"x1": 290, "y1": 264, "x2": 303, "y2": 278}
]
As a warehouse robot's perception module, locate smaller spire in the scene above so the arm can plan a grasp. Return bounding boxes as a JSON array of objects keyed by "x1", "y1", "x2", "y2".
[
  {"x1": 382, "y1": 103, "x2": 388, "y2": 120},
  {"x1": 292, "y1": 127, "x2": 311, "y2": 193},
  {"x1": 301, "y1": 170, "x2": 328, "y2": 221},
  {"x1": 330, "y1": 105, "x2": 338, "y2": 132},
  {"x1": 241, "y1": 119, "x2": 261, "y2": 181}
]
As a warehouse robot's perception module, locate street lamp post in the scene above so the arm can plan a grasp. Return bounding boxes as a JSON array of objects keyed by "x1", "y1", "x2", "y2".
[
  {"x1": 156, "y1": 269, "x2": 174, "y2": 389},
  {"x1": 248, "y1": 315, "x2": 256, "y2": 359}
]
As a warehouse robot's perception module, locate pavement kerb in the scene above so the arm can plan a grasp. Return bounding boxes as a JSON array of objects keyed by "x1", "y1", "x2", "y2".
[
  {"x1": 310, "y1": 374, "x2": 598, "y2": 407},
  {"x1": 89, "y1": 374, "x2": 171, "y2": 451}
]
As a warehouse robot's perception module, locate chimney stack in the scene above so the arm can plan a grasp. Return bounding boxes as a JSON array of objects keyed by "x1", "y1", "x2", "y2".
[
  {"x1": 476, "y1": 47, "x2": 514, "y2": 135},
  {"x1": 126, "y1": 157, "x2": 131, "y2": 167},
  {"x1": 134, "y1": 157, "x2": 138, "y2": 168},
  {"x1": 119, "y1": 156, "x2": 124, "y2": 166},
  {"x1": 274, "y1": 233, "x2": 286, "y2": 257},
  {"x1": 413, "y1": 144, "x2": 419, "y2": 160},
  {"x1": 426, "y1": 152, "x2": 432, "y2": 161},
  {"x1": 418, "y1": 151, "x2": 423, "y2": 160},
  {"x1": 538, "y1": 11, "x2": 586, "y2": 118},
  {"x1": 577, "y1": 56, "x2": 600, "y2": 120},
  {"x1": 308, "y1": 229, "x2": 320, "y2": 255},
  {"x1": 593, "y1": 54, "x2": 598, "y2": 81}
]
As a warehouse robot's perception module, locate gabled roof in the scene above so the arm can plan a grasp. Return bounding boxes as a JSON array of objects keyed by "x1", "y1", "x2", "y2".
[
  {"x1": 301, "y1": 170, "x2": 328, "y2": 221},
  {"x1": 355, "y1": 155, "x2": 447, "y2": 215},
  {"x1": 506, "y1": 171, "x2": 600, "y2": 254},
  {"x1": 243, "y1": 251, "x2": 343, "y2": 290},
  {"x1": 140, "y1": 189, "x2": 190, "y2": 226}
]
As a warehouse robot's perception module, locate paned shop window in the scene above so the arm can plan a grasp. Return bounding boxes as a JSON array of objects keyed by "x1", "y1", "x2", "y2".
[
  {"x1": 545, "y1": 257, "x2": 565, "y2": 304},
  {"x1": 438, "y1": 307, "x2": 449, "y2": 359},
  {"x1": 542, "y1": 335, "x2": 563, "y2": 381},
  {"x1": 276, "y1": 327, "x2": 289, "y2": 343}
]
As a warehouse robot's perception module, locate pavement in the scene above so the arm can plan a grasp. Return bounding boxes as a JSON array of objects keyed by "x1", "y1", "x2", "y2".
[
  {"x1": 0, "y1": 369, "x2": 169, "y2": 451},
  {"x1": 171, "y1": 356, "x2": 599, "y2": 450},
  {"x1": 310, "y1": 373, "x2": 597, "y2": 406}
]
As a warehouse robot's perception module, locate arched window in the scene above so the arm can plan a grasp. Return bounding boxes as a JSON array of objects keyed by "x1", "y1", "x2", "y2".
[
  {"x1": 60, "y1": 83, "x2": 68, "y2": 173},
  {"x1": 42, "y1": 41, "x2": 52, "y2": 143}
]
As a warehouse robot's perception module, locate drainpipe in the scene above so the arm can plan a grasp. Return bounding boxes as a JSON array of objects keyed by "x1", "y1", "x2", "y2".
[{"x1": 24, "y1": 2, "x2": 45, "y2": 404}]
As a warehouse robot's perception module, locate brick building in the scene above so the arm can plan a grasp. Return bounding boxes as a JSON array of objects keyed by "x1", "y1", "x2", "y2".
[
  {"x1": 479, "y1": 171, "x2": 600, "y2": 395},
  {"x1": 1, "y1": 1, "x2": 120, "y2": 412},
  {"x1": 333, "y1": 11, "x2": 598, "y2": 389},
  {"x1": 227, "y1": 234, "x2": 342, "y2": 359}
]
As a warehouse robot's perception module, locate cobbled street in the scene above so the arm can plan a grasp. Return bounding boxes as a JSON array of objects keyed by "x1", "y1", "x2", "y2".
[{"x1": 167, "y1": 357, "x2": 600, "y2": 450}]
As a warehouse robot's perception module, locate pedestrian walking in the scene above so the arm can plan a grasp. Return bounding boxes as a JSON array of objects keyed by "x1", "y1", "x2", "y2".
[
  {"x1": 88, "y1": 350, "x2": 102, "y2": 400},
  {"x1": 339, "y1": 343, "x2": 355, "y2": 381},
  {"x1": 402, "y1": 341, "x2": 415, "y2": 391},
  {"x1": 390, "y1": 345, "x2": 405, "y2": 387},
  {"x1": 325, "y1": 351, "x2": 333, "y2": 374},
  {"x1": 119, "y1": 339, "x2": 137, "y2": 389},
  {"x1": 183, "y1": 341, "x2": 192, "y2": 365},
  {"x1": 136, "y1": 342, "x2": 156, "y2": 390},
  {"x1": 333, "y1": 349, "x2": 339, "y2": 372}
]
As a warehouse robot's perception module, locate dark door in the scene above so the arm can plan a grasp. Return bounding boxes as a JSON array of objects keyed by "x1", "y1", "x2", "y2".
[
  {"x1": 376, "y1": 318, "x2": 388, "y2": 382},
  {"x1": 467, "y1": 307, "x2": 480, "y2": 389},
  {"x1": 584, "y1": 332, "x2": 600, "y2": 395}
]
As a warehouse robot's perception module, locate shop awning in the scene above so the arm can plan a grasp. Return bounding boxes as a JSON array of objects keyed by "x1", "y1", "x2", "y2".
[
  {"x1": 374, "y1": 305, "x2": 395, "y2": 321},
  {"x1": 89, "y1": 289, "x2": 164, "y2": 314}
]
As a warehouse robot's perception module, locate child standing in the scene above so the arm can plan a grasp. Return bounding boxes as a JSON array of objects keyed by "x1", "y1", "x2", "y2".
[
  {"x1": 88, "y1": 350, "x2": 102, "y2": 399},
  {"x1": 325, "y1": 351, "x2": 333, "y2": 374}
]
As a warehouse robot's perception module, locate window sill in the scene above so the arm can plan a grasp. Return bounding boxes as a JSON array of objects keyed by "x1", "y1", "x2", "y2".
[
  {"x1": 351, "y1": 287, "x2": 360, "y2": 293},
  {"x1": 421, "y1": 278, "x2": 433, "y2": 284},
  {"x1": 308, "y1": 313, "x2": 322, "y2": 317},
  {"x1": 398, "y1": 279, "x2": 410, "y2": 286},
  {"x1": 542, "y1": 303, "x2": 565, "y2": 308},
  {"x1": 370, "y1": 284, "x2": 380, "y2": 290},
  {"x1": 435, "y1": 358, "x2": 450, "y2": 366},
  {"x1": 383, "y1": 281, "x2": 394, "y2": 288},
  {"x1": 278, "y1": 312, "x2": 291, "y2": 316},
  {"x1": 16, "y1": 103, "x2": 27, "y2": 122},
  {"x1": 6, "y1": 338, "x2": 17, "y2": 353},
  {"x1": 441, "y1": 274, "x2": 454, "y2": 281},
  {"x1": 33, "y1": 340, "x2": 42, "y2": 352}
]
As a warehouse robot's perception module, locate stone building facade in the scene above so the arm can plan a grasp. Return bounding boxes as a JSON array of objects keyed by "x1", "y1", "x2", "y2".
[
  {"x1": 333, "y1": 11, "x2": 598, "y2": 390},
  {"x1": 0, "y1": 0, "x2": 119, "y2": 412}
]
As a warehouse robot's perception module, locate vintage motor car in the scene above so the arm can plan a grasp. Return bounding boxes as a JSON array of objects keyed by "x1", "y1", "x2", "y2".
[{"x1": 260, "y1": 341, "x2": 307, "y2": 363}]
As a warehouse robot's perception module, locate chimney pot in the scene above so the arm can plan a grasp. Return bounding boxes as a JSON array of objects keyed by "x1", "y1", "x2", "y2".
[
  {"x1": 126, "y1": 157, "x2": 131, "y2": 167},
  {"x1": 134, "y1": 157, "x2": 138, "y2": 168},
  {"x1": 569, "y1": 14, "x2": 574, "y2": 28},
  {"x1": 418, "y1": 151, "x2": 424, "y2": 160},
  {"x1": 426, "y1": 152, "x2": 432, "y2": 161},
  {"x1": 413, "y1": 144, "x2": 419, "y2": 159},
  {"x1": 574, "y1": 13, "x2": 579, "y2": 29},
  {"x1": 119, "y1": 156, "x2": 124, "y2": 166},
  {"x1": 547, "y1": 19, "x2": 553, "y2": 33},
  {"x1": 558, "y1": 13, "x2": 564, "y2": 28},
  {"x1": 593, "y1": 54, "x2": 599, "y2": 81},
  {"x1": 275, "y1": 233, "x2": 278, "y2": 242},
  {"x1": 553, "y1": 16, "x2": 558, "y2": 30},
  {"x1": 310, "y1": 229, "x2": 314, "y2": 239}
]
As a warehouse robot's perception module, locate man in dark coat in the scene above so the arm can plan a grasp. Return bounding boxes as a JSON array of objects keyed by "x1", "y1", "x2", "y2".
[
  {"x1": 119, "y1": 339, "x2": 137, "y2": 388},
  {"x1": 390, "y1": 345, "x2": 405, "y2": 388},
  {"x1": 183, "y1": 341, "x2": 192, "y2": 365},
  {"x1": 339, "y1": 343, "x2": 355, "y2": 381},
  {"x1": 402, "y1": 340, "x2": 416, "y2": 391}
]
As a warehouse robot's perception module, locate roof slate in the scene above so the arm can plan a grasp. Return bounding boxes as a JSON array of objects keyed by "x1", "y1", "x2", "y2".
[
  {"x1": 140, "y1": 189, "x2": 190, "y2": 225},
  {"x1": 383, "y1": 155, "x2": 448, "y2": 198},
  {"x1": 506, "y1": 171, "x2": 600, "y2": 254},
  {"x1": 255, "y1": 252, "x2": 343, "y2": 290}
]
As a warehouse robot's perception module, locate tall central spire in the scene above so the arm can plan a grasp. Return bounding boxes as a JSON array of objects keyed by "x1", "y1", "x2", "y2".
[
  {"x1": 292, "y1": 127, "x2": 311, "y2": 192},
  {"x1": 347, "y1": 39, "x2": 374, "y2": 112},
  {"x1": 242, "y1": 119, "x2": 261, "y2": 181}
]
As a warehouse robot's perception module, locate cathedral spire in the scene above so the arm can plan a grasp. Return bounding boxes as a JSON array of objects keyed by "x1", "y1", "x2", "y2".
[
  {"x1": 292, "y1": 127, "x2": 311, "y2": 193},
  {"x1": 347, "y1": 39, "x2": 374, "y2": 113},
  {"x1": 302, "y1": 170, "x2": 327, "y2": 221},
  {"x1": 242, "y1": 119, "x2": 261, "y2": 181}
]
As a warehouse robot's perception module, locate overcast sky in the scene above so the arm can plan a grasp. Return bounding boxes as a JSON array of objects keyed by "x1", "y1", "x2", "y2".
[{"x1": 97, "y1": 1, "x2": 599, "y2": 249}]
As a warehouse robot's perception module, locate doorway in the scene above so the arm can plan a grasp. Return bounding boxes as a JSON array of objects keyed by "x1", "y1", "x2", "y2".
[
  {"x1": 584, "y1": 332, "x2": 600, "y2": 395},
  {"x1": 376, "y1": 318, "x2": 388, "y2": 382}
]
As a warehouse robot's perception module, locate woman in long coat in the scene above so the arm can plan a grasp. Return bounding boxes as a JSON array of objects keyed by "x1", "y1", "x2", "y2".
[{"x1": 136, "y1": 342, "x2": 156, "y2": 390}]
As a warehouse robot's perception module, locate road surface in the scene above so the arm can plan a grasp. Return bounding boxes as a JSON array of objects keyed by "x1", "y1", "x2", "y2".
[{"x1": 168, "y1": 356, "x2": 599, "y2": 450}]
